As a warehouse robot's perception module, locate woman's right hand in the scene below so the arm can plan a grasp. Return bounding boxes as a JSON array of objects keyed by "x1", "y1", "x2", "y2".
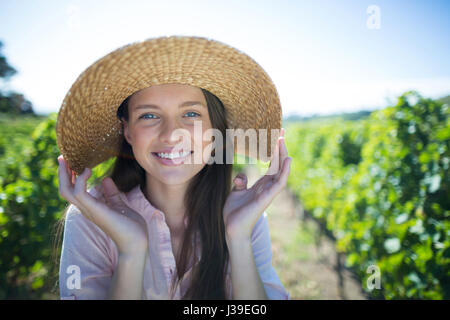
[{"x1": 57, "y1": 155, "x2": 149, "y2": 255}]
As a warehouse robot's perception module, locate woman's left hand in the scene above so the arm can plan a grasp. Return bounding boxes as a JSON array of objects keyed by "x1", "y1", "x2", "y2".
[{"x1": 223, "y1": 128, "x2": 292, "y2": 242}]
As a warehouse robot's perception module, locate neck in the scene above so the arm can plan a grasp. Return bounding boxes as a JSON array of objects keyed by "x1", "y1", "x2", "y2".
[{"x1": 143, "y1": 174, "x2": 188, "y2": 235}]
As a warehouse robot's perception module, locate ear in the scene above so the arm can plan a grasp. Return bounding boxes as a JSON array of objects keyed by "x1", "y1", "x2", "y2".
[{"x1": 122, "y1": 119, "x2": 132, "y2": 145}]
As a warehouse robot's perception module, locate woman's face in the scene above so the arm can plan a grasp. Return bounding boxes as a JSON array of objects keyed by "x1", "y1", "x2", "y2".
[{"x1": 123, "y1": 83, "x2": 213, "y2": 185}]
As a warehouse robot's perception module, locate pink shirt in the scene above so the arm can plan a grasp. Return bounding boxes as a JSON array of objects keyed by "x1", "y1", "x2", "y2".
[{"x1": 59, "y1": 183, "x2": 290, "y2": 300}]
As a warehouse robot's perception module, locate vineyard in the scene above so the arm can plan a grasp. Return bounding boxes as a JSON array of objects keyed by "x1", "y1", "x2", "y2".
[
  {"x1": 284, "y1": 91, "x2": 449, "y2": 299},
  {"x1": 0, "y1": 90, "x2": 448, "y2": 299}
]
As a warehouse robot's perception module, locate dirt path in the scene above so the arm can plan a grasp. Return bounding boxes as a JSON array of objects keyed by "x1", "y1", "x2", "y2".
[{"x1": 243, "y1": 165, "x2": 368, "y2": 300}]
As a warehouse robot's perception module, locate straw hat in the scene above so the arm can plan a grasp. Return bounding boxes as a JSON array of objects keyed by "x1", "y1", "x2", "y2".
[{"x1": 56, "y1": 35, "x2": 282, "y2": 175}]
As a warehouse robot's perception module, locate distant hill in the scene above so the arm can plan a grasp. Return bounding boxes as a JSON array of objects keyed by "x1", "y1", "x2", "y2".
[
  {"x1": 436, "y1": 94, "x2": 450, "y2": 106},
  {"x1": 283, "y1": 110, "x2": 373, "y2": 123},
  {"x1": 284, "y1": 93, "x2": 450, "y2": 124}
]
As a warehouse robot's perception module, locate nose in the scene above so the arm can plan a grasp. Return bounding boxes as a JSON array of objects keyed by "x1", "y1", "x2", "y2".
[{"x1": 159, "y1": 118, "x2": 184, "y2": 146}]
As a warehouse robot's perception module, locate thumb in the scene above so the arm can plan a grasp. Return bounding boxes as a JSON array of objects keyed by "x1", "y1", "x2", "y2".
[
  {"x1": 102, "y1": 177, "x2": 123, "y2": 207},
  {"x1": 232, "y1": 173, "x2": 248, "y2": 191}
]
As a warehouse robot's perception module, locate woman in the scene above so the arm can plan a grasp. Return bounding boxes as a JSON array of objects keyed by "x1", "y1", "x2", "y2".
[{"x1": 56, "y1": 36, "x2": 292, "y2": 300}]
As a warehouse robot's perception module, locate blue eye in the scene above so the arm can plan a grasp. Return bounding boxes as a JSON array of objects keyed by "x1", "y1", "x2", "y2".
[
  {"x1": 139, "y1": 112, "x2": 200, "y2": 120},
  {"x1": 139, "y1": 113, "x2": 157, "y2": 120},
  {"x1": 185, "y1": 112, "x2": 200, "y2": 118}
]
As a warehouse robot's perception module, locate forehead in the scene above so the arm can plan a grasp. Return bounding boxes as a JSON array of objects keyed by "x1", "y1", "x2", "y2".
[{"x1": 130, "y1": 83, "x2": 206, "y2": 110}]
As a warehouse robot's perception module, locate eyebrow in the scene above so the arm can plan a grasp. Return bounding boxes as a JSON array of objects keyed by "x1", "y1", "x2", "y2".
[{"x1": 134, "y1": 101, "x2": 206, "y2": 111}]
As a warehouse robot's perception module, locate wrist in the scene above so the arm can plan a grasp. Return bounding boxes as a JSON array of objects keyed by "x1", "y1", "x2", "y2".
[{"x1": 118, "y1": 244, "x2": 148, "y2": 258}]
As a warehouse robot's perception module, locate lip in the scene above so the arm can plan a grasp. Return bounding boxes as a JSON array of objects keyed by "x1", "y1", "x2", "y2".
[
  {"x1": 154, "y1": 148, "x2": 191, "y2": 153},
  {"x1": 151, "y1": 151, "x2": 193, "y2": 166}
]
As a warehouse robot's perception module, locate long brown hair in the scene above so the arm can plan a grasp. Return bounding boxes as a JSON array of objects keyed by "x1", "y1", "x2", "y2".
[{"x1": 52, "y1": 87, "x2": 233, "y2": 299}]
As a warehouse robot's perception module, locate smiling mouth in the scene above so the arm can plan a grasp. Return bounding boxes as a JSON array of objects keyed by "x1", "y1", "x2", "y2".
[{"x1": 151, "y1": 151, "x2": 194, "y2": 160}]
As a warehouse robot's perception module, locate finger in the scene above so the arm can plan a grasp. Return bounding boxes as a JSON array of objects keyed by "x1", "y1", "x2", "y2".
[
  {"x1": 102, "y1": 177, "x2": 124, "y2": 207},
  {"x1": 276, "y1": 128, "x2": 289, "y2": 179},
  {"x1": 73, "y1": 167, "x2": 91, "y2": 201},
  {"x1": 58, "y1": 166, "x2": 126, "y2": 231},
  {"x1": 58, "y1": 156, "x2": 74, "y2": 199},
  {"x1": 274, "y1": 156, "x2": 292, "y2": 191},
  {"x1": 266, "y1": 130, "x2": 281, "y2": 176},
  {"x1": 70, "y1": 167, "x2": 107, "y2": 221},
  {"x1": 59, "y1": 155, "x2": 72, "y2": 180},
  {"x1": 66, "y1": 160, "x2": 72, "y2": 179},
  {"x1": 59, "y1": 155, "x2": 76, "y2": 186},
  {"x1": 232, "y1": 173, "x2": 248, "y2": 191}
]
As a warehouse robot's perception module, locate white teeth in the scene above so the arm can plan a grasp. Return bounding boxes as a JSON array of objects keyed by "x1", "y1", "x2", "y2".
[{"x1": 156, "y1": 151, "x2": 191, "y2": 159}]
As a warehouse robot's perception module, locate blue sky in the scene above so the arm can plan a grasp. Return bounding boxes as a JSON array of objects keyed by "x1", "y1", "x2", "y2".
[{"x1": 0, "y1": 0, "x2": 449, "y2": 116}]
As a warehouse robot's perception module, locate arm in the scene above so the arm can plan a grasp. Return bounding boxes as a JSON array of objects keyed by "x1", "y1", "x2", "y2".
[
  {"x1": 226, "y1": 212, "x2": 290, "y2": 300},
  {"x1": 107, "y1": 250, "x2": 148, "y2": 300},
  {"x1": 223, "y1": 129, "x2": 291, "y2": 300},
  {"x1": 227, "y1": 237, "x2": 268, "y2": 300}
]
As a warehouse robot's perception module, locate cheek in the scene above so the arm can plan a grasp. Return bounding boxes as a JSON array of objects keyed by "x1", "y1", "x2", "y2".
[{"x1": 131, "y1": 128, "x2": 153, "y2": 152}]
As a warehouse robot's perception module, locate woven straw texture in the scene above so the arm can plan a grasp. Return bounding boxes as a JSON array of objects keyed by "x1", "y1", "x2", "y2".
[{"x1": 56, "y1": 35, "x2": 282, "y2": 175}]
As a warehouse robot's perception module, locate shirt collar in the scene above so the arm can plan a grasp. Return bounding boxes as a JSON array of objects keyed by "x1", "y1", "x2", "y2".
[
  {"x1": 123, "y1": 185, "x2": 201, "y2": 262},
  {"x1": 124, "y1": 184, "x2": 188, "y2": 227},
  {"x1": 123, "y1": 184, "x2": 160, "y2": 222}
]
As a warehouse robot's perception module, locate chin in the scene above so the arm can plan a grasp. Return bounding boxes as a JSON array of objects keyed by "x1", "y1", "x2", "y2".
[
  {"x1": 150, "y1": 167, "x2": 194, "y2": 182},
  {"x1": 165, "y1": 165, "x2": 207, "y2": 184}
]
